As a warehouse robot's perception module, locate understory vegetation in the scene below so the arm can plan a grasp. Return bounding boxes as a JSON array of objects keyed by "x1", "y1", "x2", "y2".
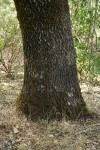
[{"x1": 70, "y1": 0, "x2": 100, "y2": 83}]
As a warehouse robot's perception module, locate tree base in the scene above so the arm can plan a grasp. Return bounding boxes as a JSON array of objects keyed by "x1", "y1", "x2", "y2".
[{"x1": 15, "y1": 90, "x2": 93, "y2": 121}]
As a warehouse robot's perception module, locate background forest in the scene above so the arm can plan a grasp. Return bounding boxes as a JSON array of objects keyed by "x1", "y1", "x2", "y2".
[{"x1": 0, "y1": 0, "x2": 100, "y2": 83}]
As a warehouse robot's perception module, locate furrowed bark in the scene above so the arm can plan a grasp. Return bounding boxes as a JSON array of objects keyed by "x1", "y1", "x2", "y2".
[{"x1": 14, "y1": 0, "x2": 89, "y2": 120}]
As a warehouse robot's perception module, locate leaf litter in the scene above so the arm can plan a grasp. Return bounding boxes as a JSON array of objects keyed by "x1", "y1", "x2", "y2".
[{"x1": 0, "y1": 73, "x2": 100, "y2": 150}]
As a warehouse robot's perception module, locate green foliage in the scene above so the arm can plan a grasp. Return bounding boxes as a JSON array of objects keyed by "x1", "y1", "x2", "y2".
[
  {"x1": 0, "y1": 0, "x2": 22, "y2": 75},
  {"x1": 70, "y1": 0, "x2": 100, "y2": 81}
]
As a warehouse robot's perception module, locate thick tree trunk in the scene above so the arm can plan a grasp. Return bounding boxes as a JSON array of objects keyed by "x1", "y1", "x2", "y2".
[{"x1": 14, "y1": 0, "x2": 89, "y2": 120}]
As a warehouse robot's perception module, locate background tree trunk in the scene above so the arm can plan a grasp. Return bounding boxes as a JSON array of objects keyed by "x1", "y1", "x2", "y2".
[{"x1": 14, "y1": 0, "x2": 89, "y2": 120}]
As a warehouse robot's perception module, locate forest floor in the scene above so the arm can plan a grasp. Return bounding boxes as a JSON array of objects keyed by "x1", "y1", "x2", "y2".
[{"x1": 0, "y1": 72, "x2": 100, "y2": 150}]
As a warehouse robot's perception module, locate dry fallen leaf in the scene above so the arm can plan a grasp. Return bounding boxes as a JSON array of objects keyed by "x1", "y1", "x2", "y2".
[{"x1": 13, "y1": 127, "x2": 19, "y2": 134}]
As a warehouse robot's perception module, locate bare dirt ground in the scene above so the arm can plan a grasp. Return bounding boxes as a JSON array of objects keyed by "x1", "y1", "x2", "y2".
[{"x1": 0, "y1": 73, "x2": 100, "y2": 150}]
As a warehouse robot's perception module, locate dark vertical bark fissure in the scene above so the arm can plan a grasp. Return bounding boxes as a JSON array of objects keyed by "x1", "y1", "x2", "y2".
[{"x1": 14, "y1": 0, "x2": 88, "y2": 120}]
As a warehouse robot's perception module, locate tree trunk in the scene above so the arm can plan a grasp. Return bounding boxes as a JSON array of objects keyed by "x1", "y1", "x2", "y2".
[{"x1": 14, "y1": 0, "x2": 89, "y2": 120}]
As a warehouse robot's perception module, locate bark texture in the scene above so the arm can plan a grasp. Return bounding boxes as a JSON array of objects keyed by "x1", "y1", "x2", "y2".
[{"x1": 14, "y1": 0, "x2": 88, "y2": 120}]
